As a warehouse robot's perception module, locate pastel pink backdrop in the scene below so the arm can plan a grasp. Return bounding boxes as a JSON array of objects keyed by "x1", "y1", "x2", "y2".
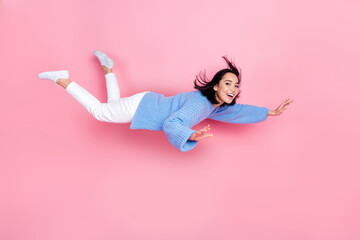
[{"x1": 1, "y1": 0, "x2": 359, "y2": 239}]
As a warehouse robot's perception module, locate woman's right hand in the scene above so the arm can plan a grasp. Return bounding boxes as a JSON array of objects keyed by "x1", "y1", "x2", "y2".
[
  {"x1": 189, "y1": 124, "x2": 213, "y2": 141},
  {"x1": 268, "y1": 98, "x2": 293, "y2": 116}
]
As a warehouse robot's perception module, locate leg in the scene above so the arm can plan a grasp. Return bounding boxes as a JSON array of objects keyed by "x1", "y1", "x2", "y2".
[
  {"x1": 57, "y1": 78, "x2": 72, "y2": 89},
  {"x1": 39, "y1": 51, "x2": 147, "y2": 123},
  {"x1": 102, "y1": 66, "x2": 121, "y2": 103},
  {"x1": 64, "y1": 80, "x2": 116, "y2": 122},
  {"x1": 66, "y1": 81, "x2": 148, "y2": 123},
  {"x1": 94, "y1": 51, "x2": 121, "y2": 103},
  {"x1": 98, "y1": 66, "x2": 148, "y2": 122},
  {"x1": 102, "y1": 91, "x2": 149, "y2": 123},
  {"x1": 39, "y1": 70, "x2": 131, "y2": 123}
]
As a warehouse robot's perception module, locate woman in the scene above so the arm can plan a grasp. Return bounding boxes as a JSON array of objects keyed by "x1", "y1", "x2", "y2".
[{"x1": 38, "y1": 51, "x2": 293, "y2": 152}]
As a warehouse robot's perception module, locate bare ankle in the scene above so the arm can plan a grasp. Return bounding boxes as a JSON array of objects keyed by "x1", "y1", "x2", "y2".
[
  {"x1": 57, "y1": 78, "x2": 71, "y2": 89},
  {"x1": 102, "y1": 65, "x2": 113, "y2": 74}
]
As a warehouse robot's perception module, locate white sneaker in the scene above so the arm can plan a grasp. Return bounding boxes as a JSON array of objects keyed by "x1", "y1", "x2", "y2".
[
  {"x1": 94, "y1": 51, "x2": 114, "y2": 69},
  {"x1": 38, "y1": 70, "x2": 69, "y2": 84}
]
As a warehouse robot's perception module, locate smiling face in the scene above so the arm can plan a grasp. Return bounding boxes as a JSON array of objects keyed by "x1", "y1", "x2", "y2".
[{"x1": 213, "y1": 72, "x2": 240, "y2": 107}]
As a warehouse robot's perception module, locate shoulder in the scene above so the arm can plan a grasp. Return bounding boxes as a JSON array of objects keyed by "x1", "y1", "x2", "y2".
[
  {"x1": 172, "y1": 91, "x2": 211, "y2": 115},
  {"x1": 180, "y1": 90, "x2": 201, "y2": 98},
  {"x1": 190, "y1": 90, "x2": 209, "y2": 102},
  {"x1": 174, "y1": 90, "x2": 206, "y2": 103},
  {"x1": 185, "y1": 91, "x2": 212, "y2": 109}
]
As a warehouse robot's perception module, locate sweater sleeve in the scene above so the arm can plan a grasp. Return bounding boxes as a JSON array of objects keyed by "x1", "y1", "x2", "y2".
[
  {"x1": 162, "y1": 94, "x2": 206, "y2": 152},
  {"x1": 209, "y1": 104, "x2": 269, "y2": 124}
]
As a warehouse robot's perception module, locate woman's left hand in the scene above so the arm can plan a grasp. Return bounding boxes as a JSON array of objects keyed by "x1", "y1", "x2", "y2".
[
  {"x1": 268, "y1": 98, "x2": 293, "y2": 116},
  {"x1": 189, "y1": 124, "x2": 213, "y2": 141}
]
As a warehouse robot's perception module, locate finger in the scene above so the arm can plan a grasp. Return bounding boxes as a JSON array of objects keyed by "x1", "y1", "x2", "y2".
[
  {"x1": 189, "y1": 132, "x2": 200, "y2": 141},
  {"x1": 280, "y1": 107, "x2": 288, "y2": 113},
  {"x1": 285, "y1": 100, "x2": 293, "y2": 106},
  {"x1": 196, "y1": 134, "x2": 213, "y2": 141},
  {"x1": 194, "y1": 132, "x2": 206, "y2": 139},
  {"x1": 282, "y1": 99, "x2": 293, "y2": 107},
  {"x1": 200, "y1": 124, "x2": 211, "y2": 133},
  {"x1": 280, "y1": 99, "x2": 288, "y2": 107},
  {"x1": 198, "y1": 134, "x2": 213, "y2": 140},
  {"x1": 199, "y1": 127, "x2": 209, "y2": 133},
  {"x1": 193, "y1": 131, "x2": 202, "y2": 137}
]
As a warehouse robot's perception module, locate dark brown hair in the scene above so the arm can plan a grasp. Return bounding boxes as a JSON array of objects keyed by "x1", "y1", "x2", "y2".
[{"x1": 194, "y1": 56, "x2": 241, "y2": 107}]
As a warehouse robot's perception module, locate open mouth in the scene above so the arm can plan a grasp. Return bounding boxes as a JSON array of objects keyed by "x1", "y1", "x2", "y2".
[{"x1": 226, "y1": 93, "x2": 234, "y2": 99}]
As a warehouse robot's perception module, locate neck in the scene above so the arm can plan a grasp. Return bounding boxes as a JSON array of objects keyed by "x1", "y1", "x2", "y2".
[
  {"x1": 213, "y1": 94, "x2": 223, "y2": 108},
  {"x1": 213, "y1": 102, "x2": 223, "y2": 108}
]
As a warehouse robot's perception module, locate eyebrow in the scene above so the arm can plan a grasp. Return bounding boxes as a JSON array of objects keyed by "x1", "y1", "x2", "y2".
[{"x1": 225, "y1": 80, "x2": 240, "y2": 84}]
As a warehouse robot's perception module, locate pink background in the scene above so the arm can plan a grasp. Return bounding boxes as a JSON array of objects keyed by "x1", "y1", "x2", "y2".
[{"x1": 1, "y1": 0, "x2": 359, "y2": 239}]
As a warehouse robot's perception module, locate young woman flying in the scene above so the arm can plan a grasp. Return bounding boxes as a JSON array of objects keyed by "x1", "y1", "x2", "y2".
[{"x1": 38, "y1": 51, "x2": 293, "y2": 152}]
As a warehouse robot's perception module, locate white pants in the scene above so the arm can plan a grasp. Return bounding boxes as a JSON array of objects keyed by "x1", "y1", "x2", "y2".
[{"x1": 66, "y1": 73, "x2": 148, "y2": 123}]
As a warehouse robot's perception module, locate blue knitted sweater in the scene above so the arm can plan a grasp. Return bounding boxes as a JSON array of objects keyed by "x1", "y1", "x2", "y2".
[{"x1": 130, "y1": 91, "x2": 269, "y2": 152}]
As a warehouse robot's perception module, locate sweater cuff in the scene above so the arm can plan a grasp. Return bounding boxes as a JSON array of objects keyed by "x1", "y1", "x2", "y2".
[
  {"x1": 177, "y1": 128, "x2": 198, "y2": 152},
  {"x1": 263, "y1": 107, "x2": 270, "y2": 120}
]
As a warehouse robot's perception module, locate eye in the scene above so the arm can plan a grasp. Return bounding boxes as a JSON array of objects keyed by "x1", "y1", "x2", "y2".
[
  {"x1": 225, "y1": 83, "x2": 231, "y2": 85},
  {"x1": 235, "y1": 85, "x2": 239, "y2": 88}
]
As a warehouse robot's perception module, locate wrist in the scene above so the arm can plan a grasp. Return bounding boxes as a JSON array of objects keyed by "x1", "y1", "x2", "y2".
[{"x1": 268, "y1": 110, "x2": 276, "y2": 116}]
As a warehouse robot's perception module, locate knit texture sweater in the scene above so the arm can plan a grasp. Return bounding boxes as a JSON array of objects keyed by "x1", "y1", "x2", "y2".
[{"x1": 130, "y1": 91, "x2": 269, "y2": 152}]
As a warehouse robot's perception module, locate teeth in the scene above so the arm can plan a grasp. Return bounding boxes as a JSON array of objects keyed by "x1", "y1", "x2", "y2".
[{"x1": 227, "y1": 93, "x2": 234, "y2": 97}]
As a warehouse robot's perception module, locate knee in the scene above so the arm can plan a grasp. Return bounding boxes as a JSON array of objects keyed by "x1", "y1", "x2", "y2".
[{"x1": 89, "y1": 103, "x2": 108, "y2": 122}]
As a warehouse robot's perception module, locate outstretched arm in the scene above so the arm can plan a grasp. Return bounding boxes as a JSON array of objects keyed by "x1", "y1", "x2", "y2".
[
  {"x1": 188, "y1": 98, "x2": 294, "y2": 142},
  {"x1": 268, "y1": 98, "x2": 293, "y2": 116}
]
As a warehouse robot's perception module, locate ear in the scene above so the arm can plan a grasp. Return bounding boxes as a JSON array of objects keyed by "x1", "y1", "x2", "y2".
[{"x1": 213, "y1": 85, "x2": 218, "y2": 91}]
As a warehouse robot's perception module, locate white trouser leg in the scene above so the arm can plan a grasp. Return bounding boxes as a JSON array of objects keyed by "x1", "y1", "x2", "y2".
[
  {"x1": 66, "y1": 81, "x2": 148, "y2": 123},
  {"x1": 105, "y1": 73, "x2": 121, "y2": 102}
]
